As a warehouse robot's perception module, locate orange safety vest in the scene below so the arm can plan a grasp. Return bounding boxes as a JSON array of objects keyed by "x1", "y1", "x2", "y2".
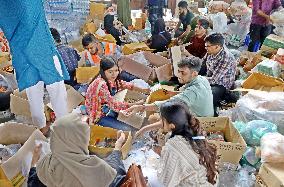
[{"x1": 104, "y1": 43, "x2": 116, "y2": 56}]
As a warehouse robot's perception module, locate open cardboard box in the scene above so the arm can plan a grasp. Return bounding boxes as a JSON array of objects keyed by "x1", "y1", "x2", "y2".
[
  {"x1": 146, "y1": 85, "x2": 180, "y2": 104},
  {"x1": 118, "y1": 51, "x2": 172, "y2": 82},
  {"x1": 258, "y1": 163, "x2": 284, "y2": 187},
  {"x1": 10, "y1": 85, "x2": 85, "y2": 121},
  {"x1": 75, "y1": 66, "x2": 100, "y2": 84},
  {"x1": 236, "y1": 72, "x2": 284, "y2": 92},
  {"x1": 197, "y1": 117, "x2": 247, "y2": 164},
  {"x1": 88, "y1": 125, "x2": 132, "y2": 159},
  {"x1": 89, "y1": 2, "x2": 106, "y2": 20},
  {"x1": 114, "y1": 89, "x2": 147, "y2": 129},
  {"x1": 122, "y1": 42, "x2": 154, "y2": 55},
  {"x1": 0, "y1": 122, "x2": 36, "y2": 145}
]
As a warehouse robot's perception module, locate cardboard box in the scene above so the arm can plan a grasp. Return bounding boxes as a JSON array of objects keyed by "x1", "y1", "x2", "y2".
[
  {"x1": 122, "y1": 42, "x2": 153, "y2": 55},
  {"x1": 134, "y1": 18, "x2": 143, "y2": 30},
  {"x1": 0, "y1": 122, "x2": 36, "y2": 145},
  {"x1": 146, "y1": 85, "x2": 180, "y2": 104},
  {"x1": 118, "y1": 51, "x2": 171, "y2": 81},
  {"x1": 241, "y1": 72, "x2": 284, "y2": 92},
  {"x1": 88, "y1": 125, "x2": 132, "y2": 159},
  {"x1": 197, "y1": 117, "x2": 247, "y2": 164},
  {"x1": 170, "y1": 46, "x2": 182, "y2": 77},
  {"x1": 75, "y1": 66, "x2": 100, "y2": 84},
  {"x1": 258, "y1": 163, "x2": 284, "y2": 187},
  {"x1": 114, "y1": 89, "x2": 147, "y2": 129},
  {"x1": 69, "y1": 37, "x2": 84, "y2": 52},
  {"x1": 89, "y1": 3, "x2": 106, "y2": 20},
  {"x1": 10, "y1": 85, "x2": 85, "y2": 121}
]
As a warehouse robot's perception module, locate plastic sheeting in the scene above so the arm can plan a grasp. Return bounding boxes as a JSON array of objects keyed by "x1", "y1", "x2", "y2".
[
  {"x1": 221, "y1": 91, "x2": 284, "y2": 134},
  {"x1": 260, "y1": 133, "x2": 284, "y2": 163}
]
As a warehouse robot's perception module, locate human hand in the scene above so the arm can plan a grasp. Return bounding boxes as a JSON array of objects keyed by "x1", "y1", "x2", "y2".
[
  {"x1": 124, "y1": 105, "x2": 145, "y2": 116},
  {"x1": 114, "y1": 131, "x2": 126, "y2": 150},
  {"x1": 31, "y1": 144, "x2": 42, "y2": 167}
]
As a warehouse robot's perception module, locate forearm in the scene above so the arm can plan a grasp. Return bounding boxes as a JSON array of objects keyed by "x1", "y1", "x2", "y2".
[
  {"x1": 142, "y1": 120, "x2": 163, "y2": 133},
  {"x1": 257, "y1": 10, "x2": 270, "y2": 19}
]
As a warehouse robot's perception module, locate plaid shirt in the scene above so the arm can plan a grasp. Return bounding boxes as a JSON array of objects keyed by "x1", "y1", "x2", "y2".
[
  {"x1": 204, "y1": 47, "x2": 237, "y2": 90},
  {"x1": 56, "y1": 44, "x2": 80, "y2": 73}
]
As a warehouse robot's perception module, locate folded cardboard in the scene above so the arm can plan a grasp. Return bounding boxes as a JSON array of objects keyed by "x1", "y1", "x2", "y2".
[
  {"x1": 170, "y1": 46, "x2": 182, "y2": 77},
  {"x1": 118, "y1": 51, "x2": 171, "y2": 81},
  {"x1": 89, "y1": 3, "x2": 106, "y2": 20},
  {"x1": 197, "y1": 117, "x2": 247, "y2": 164},
  {"x1": 122, "y1": 42, "x2": 153, "y2": 55},
  {"x1": 114, "y1": 89, "x2": 147, "y2": 129},
  {"x1": 146, "y1": 85, "x2": 180, "y2": 104},
  {"x1": 0, "y1": 122, "x2": 36, "y2": 145},
  {"x1": 10, "y1": 85, "x2": 85, "y2": 121},
  {"x1": 75, "y1": 66, "x2": 100, "y2": 83},
  {"x1": 69, "y1": 36, "x2": 84, "y2": 52},
  {"x1": 88, "y1": 125, "x2": 132, "y2": 159},
  {"x1": 241, "y1": 72, "x2": 284, "y2": 92},
  {"x1": 258, "y1": 163, "x2": 284, "y2": 187}
]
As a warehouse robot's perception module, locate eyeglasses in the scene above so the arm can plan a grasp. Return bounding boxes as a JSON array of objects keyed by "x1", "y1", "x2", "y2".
[{"x1": 205, "y1": 44, "x2": 215, "y2": 48}]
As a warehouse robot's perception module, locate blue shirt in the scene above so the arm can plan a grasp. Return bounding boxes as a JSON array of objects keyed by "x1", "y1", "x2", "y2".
[{"x1": 0, "y1": 0, "x2": 69, "y2": 91}]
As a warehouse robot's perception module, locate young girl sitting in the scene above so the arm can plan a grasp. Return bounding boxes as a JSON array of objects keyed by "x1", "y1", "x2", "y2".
[
  {"x1": 85, "y1": 57, "x2": 149, "y2": 131},
  {"x1": 157, "y1": 100, "x2": 219, "y2": 187}
]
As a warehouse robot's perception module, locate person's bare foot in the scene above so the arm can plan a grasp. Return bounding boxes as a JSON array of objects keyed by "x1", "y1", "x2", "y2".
[{"x1": 114, "y1": 130, "x2": 126, "y2": 150}]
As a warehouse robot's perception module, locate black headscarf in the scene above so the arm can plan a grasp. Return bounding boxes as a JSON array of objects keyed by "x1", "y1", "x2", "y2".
[{"x1": 153, "y1": 18, "x2": 166, "y2": 35}]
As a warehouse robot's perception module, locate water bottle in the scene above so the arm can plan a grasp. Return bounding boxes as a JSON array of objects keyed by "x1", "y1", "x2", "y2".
[{"x1": 145, "y1": 19, "x2": 152, "y2": 36}]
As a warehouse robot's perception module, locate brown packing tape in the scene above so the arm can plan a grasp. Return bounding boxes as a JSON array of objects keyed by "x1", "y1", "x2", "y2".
[
  {"x1": 259, "y1": 163, "x2": 284, "y2": 187},
  {"x1": 88, "y1": 125, "x2": 132, "y2": 159},
  {"x1": 0, "y1": 122, "x2": 36, "y2": 145},
  {"x1": 197, "y1": 117, "x2": 247, "y2": 164},
  {"x1": 75, "y1": 66, "x2": 100, "y2": 84}
]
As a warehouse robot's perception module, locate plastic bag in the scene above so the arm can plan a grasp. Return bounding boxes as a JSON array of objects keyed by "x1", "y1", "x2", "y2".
[
  {"x1": 130, "y1": 79, "x2": 150, "y2": 89},
  {"x1": 230, "y1": 91, "x2": 284, "y2": 134},
  {"x1": 0, "y1": 144, "x2": 21, "y2": 162},
  {"x1": 237, "y1": 120, "x2": 278, "y2": 146},
  {"x1": 209, "y1": 12, "x2": 228, "y2": 34},
  {"x1": 128, "y1": 52, "x2": 149, "y2": 66},
  {"x1": 260, "y1": 132, "x2": 284, "y2": 163},
  {"x1": 251, "y1": 59, "x2": 281, "y2": 77},
  {"x1": 240, "y1": 147, "x2": 261, "y2": 169}
]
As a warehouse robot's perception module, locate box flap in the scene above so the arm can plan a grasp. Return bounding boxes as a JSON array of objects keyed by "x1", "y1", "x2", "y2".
[
  {"x1": 259, "y1": 163, "x2": 284, "y2": 187},
  {"x1": 170, "y1": 46, "x2": 182, "y2": 77}
]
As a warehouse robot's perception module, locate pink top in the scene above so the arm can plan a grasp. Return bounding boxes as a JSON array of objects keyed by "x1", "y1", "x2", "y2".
[{"x1": 85, "y1": 77, "x2": 134, "y2": 122}]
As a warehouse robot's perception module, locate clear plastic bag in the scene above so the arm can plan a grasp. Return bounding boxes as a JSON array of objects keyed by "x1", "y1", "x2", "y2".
[
  {"x1": 240, "y1": 146, "x2": 261, "y2": 169},
  {"x1": 128, "y1": 52, "x2": 149, "y2": 66},
  {"x1": 0, "y1": 144, "x2": 21, "y2": 162},
  {"x1": 234, "y1": 120, "x2": 278, "y2": 146},
  {"x1": 231, "y1": 91, "x2": 284, "y2": 134},
  {"x1": 209, "y1": 12, "x2": 228, "y2": 34},
  {"x1": 260, "y1": 132, "x2": 284, "y2": 163}
]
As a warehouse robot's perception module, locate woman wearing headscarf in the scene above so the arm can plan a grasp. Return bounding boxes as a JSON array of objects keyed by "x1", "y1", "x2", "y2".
[
  {"x1": 149, "y1": 18, "x2": 171, "y2": 52},
  {"x1": 28, "y1": 113, "x2": 127, "y2": 187},
  {"x1": 104, "y1": 14, "x2": 123, "y2": 46}
]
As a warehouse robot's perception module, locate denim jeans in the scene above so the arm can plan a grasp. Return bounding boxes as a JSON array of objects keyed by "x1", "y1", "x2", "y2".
[
  {"x1": 98, "y1": 116, "x2": 136, "y2": 132},
  {"x1": 248, "y1": 24, "x2": 272, "y2": 52}
]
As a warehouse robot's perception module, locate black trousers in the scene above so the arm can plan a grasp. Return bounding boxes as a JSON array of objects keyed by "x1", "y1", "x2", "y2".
[
  {"x1": 211, "y1": 84, "x2": 226, "y2": 117},
  {"x1": 248, "y1": 24, "x2": 272, "y2": 52}
]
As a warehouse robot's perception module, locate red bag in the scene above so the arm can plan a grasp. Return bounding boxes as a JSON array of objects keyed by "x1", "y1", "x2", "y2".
[{"x1": 120, "y1": 164, "x2": 147, "y2": 187}]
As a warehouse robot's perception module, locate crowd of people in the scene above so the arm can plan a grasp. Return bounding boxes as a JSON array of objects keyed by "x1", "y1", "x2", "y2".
[{"x1": 0, "y1": 0, "x2": 284, "y2": 186}]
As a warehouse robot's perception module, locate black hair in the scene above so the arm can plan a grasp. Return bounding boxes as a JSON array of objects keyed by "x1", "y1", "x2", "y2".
[
  {"x1": 160, "y1": 101, "x2": 218, "y2": 185},
  {"x1": 82, "y1": 33, "x2": 97, "y2": 47},
  {"x1": 153, "y1": 18, "x2": 166, "y2": 35},
  {"x1": 99, "y1": 57, "x2": 121, "y2": 94},
  {"x1": 50, "y1": 28, "x2": 61, "y2": 43},
  {"x1": 178, "y1": 1, "x2": 188, "y2": 8},
  {"x1": 204, "y1": 33, "x2": 225, "y2": 47},
  {"x1": 177, "y1": 56, "x2": 202, "y2": 72},
  {"x1": 198, "y1": 19, "x2": 210, "y2": 30}
]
